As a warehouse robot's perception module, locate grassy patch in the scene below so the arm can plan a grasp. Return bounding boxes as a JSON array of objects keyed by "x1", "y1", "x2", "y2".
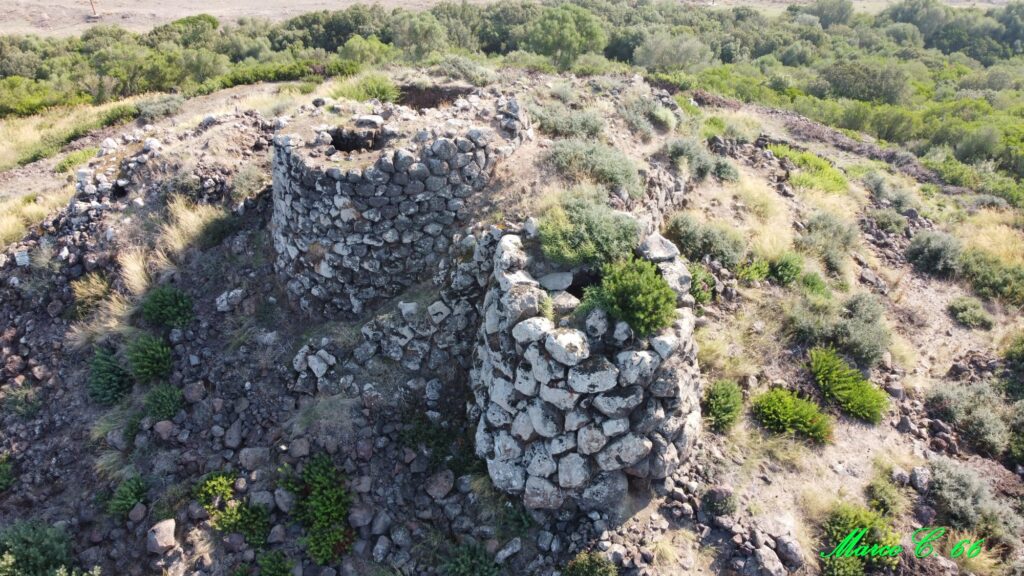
[
  {"x1": 548, "y1": 139, "x2": 641, "y2": 199},
  {"x1": 54, "y1": 147, "x2": 99, "y2": 173},
  {"x1": 808, "y1": 347, "x2": 888, "y2": 424},
  {"x1": 531, "y1": 103, "x2": 603, "y2": 138},
  {"x1": 538, "y1": 185, "x2": 638, "y2": 266},
  {"x1": 332, "y1": 72, "x2": 400, "y2": 103},
  {"x1": 769, "y1": 144, "x2": 848, "y2": 194}
]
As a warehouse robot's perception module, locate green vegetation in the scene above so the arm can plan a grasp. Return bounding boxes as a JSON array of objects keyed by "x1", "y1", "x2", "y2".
[
  {"x1": 54, "y1": 148, "x2": 98, "y2": 173},
  {"x1": 788, "y1": 292, "x2": 890, "y2": 367},
  {"x1": 145, "y1": 384, "x2": 183, "y2": 421},
  {"x1": 947, "y1": 296, "x2": 994, "y2": 330},
  {"x1": 752, "y1": 388, "x2": 833, "y2": 443},
  {"x1": 332, "y1": 73, "x2": 400, "y2": 103},
  {"x1": 768, "y1": 145, "x2": 848, "y2": 194},
  {"x1": 808, "y1": 347, "x2": 888, "y2": 424},
  {"x1": 926, "y1": 381, "x2": 1010, "y2": 456},
  {"x1": 0, "y1": 453, "x2": 13, "y2": 493},
  {"x1": 283, "y1": 454, "x2": 353, "y2": 565},
  {"x1": 704, "y1": 380, "x2": 743, "y2": 432},
  {"x1": 88, "y1": 347, "x2": 133, "y2": 405},
  {"x1": 538, "y1": 186, "x2": 638, "y2": 266},
  {"x1": 868, "y1": 208, "x2": 907, "y2": 235},
  {"x1": 621, "y1": 94, "x2": 676, "y2": 141},
  {"x1": 443, "y1": 543, "x2": 499, "y2": 576},
  {"x1": 736, "y1": 256, "x2": 769, "y2": 283},
  {"x1": 196, "y1": 472, "x2": 270, "y2": 545},
  {"x1": 907, "y1": 233, "x2": 1024, "y2": 305},
  {"x1": 548, "y1": 139, "x2": 641, "y2": 199},
  {"x1": 584, "y1": 259, "x2": 676, "y2": 336},
  {"x1": 532, "y1": 103, "x2": 604, "y2": 138},
  {"x1": 141, "y1": 285, "x2": 193, "y2": 329},
  {"x1": 907, "y1": 231, "x2": 963, "y2": 277},
  {"x1": 822, "y1": 503, "x2": 900, "y2": 570},
  {"x1": 689, "y1": 263, "x2": 716, "y2": 305},
  {"x1": 866, "y1": 473, "x2": 907, "y2": 517},
  {"x1": 127, "y1": 334, "x2": 172, "y2": 382},
  {"x1": 796, "y1": 212, "x2": 857, "y2": 275},
  {"x1": 564, "y1": 551, "x2": 618, "y2": 576},
  {"x1": 665, "y1": 138, "x2": 714, "y2": 181},
  {"x1": 769, "y1": 252, "x2": 804, "y2": 286},
  {"x1": 0, "y1": 521, "x2": 72, "y2": 576},
  {"x1": 107, "y1": 476, "x2": 147, "y2": 518},
  {"x1": 821, "y1": 556, "x2": 864, "y2": 576},
  {"x1": 256, "y1": 552, "x2": 293, "y2": 576},
  {"x1": 928, "y1": 456, "x2": 1023, "y2": 545},
  {"x1": 664, "y1": 213, "x2": 744, "y2": 269}
]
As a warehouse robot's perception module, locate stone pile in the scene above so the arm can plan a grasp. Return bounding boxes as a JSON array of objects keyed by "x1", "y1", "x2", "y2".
[
  {"x1": 470, "y1": 233, "x2": 703, "y2": 512},
  {"x1": 270, "y1": 94, "x2": 530, "y2": 318}
]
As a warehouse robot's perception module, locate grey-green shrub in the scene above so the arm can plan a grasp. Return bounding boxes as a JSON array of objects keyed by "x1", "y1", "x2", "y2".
[
  {"x1": 787, "y1": 293, "x2": 889, "y2": 367},
  {"x1": 713, "y1": 158, "x2": 739, "y2": 181},
  {"x1": 947, "y1": 296, "x2": 993, "y2": 329},
  {"x1": 538, "y1": 186, "x2": 638, "y2": 266},
  {"x1": 689, "y1": 263, "x2": 716, "y2": 305},
  {"x1": 0, "y1": 521, "x2": 72, "y2": 576},
  {"x1": 564, "y1": 550, "x2": 617, "y2": 576},
  {"x1": 926, "y1": 381, "x2": 1009, "y2": 456},
  {"x1": 906, "y1": 231, "x2": 962, "y2": 277},
  {"x1": 664, "y1": 213, "x2": 745, "y2": 269},
  {"x1": 532, "y1": 103, "x2": 603, "y2": 138},
  {"x1": 665, "y1": 138, "x2": 714, "y2": 180},
  {"x1": 869, "y1": 208, "x2": 907, "y2": 234},
  {"x1": 548, "y1": 139, "x2": 641, "y2": 198},
  {"x1": 769, "y1": 252, "x2": 804, "y2": 286},
  {"x1": 621, "y1": 95, "x2": 676, "y2": 141},
  {"x1": 928, "y1": 456, "x2": 1023, "y2": 543},
  {"x1": 796, "y1": 212, "x2": 857, "y2": 275}
]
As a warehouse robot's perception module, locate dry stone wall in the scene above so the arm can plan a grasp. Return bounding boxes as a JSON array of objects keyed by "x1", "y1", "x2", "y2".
[
  {"x1": 470, "y1": 234, "x2": 703, "y2": 512},
  {"x1": 270, "y1": 96, "x2": 529, "y2": 318}
]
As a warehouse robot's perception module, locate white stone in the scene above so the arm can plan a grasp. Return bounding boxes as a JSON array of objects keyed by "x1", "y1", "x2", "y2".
[
  {"x1": 524, "y1": 475, "x2": 563, "y2": 509},
  {"x1": 595, "y1": 433, "x2": 653, "y2": 471},
  {"x1": 538, "y1": 272, "x2": 573, "y2": 291},
  {"x1": 616, "y1": 351, "x2": 661, "y2": 385},
  {"x1": 558, "y1": 453, "x2": 589, "y2": 489},
  {"x1": 567, "y1": 357, "x2": 619, "y2": 394},
  {"x1": 512, "y1": 317, "x2": 554, "y2": 344},
  {"x1": 539, "y1": 383, "x2": 580, "y2": 411},
  {"x1": 147, "y1": 519, "x2": 177, "y2": 554},
  {"x1": 527, "y1": 399, "x2": 561, "y2": 438},
  {"x1": 544, "y1": 329, "x2": 590, "y2": 366},
  {"x1": 577, "y1": 425, "x2": 608, "y2": 455}
]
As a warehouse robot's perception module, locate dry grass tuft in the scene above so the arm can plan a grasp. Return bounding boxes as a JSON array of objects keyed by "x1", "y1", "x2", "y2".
[
  {"x1": 652, "y1": 539, "x2": 679, "y2": 567},
  {"x1": 955, "y1": 209, "x2": 1024, "y2": 267},
  {"x1": 157, "y1": 196, "x2": 227, "y2": 261},
  {"x1": 68, "y1": 294, "x2": 137, "y2": 349},
  {"x1": 945, "y1": 530, "x2": 1002, "y2": 576},
  {"x1": 0, "y1": 187, "x2": 74, "y2": 250},
  {"x1": 117, "y1": 248, "x2": 151, "y2": 297}
]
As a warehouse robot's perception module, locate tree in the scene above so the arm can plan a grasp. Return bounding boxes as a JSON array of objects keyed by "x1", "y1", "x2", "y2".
[
  {"x1": 632, "y1": 31, "x2": 712, "y2": 72},
  {"x1": 389, "y1": 11, "x2": 449, "y2": 61},
  {"x1": 822, "y1": 60, "x2": 910, "y2": 104},
  {"x1": 523, "y1": 5, "x2": 607, "y2": 68},
  {"x1": 806, "y1": 0, "x2": 853, "y2": 28}
]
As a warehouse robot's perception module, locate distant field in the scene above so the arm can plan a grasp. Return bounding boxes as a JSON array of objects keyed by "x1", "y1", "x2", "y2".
[{"x1": 0, "y1": 0, "x2": 1009, "y2": 37}]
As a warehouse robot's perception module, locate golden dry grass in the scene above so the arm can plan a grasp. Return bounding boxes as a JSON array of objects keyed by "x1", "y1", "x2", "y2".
[
  {"x1": 0, "y1": 187, "x2": 74, "y2": 249},
  {"x1": 945, "y1": 530, "x2": 1002, "y2": 576},
  {"x1": 955, "y1": 209, "x2": 1024, "y2": 267},
  {"x1": 68, "y1": 294, "x2": 137, "y2": 349},
  {"x1": 157, "y1": 195, "x2": 228, "y2": 261}
]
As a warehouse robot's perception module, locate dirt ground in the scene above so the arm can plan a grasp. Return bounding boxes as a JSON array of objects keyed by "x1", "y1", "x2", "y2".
[{"x1": 2, "y1": 0, "x2": 1009, "y2": 37}]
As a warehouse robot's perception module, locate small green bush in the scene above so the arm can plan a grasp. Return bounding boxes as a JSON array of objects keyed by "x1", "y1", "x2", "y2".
[
  {"x1": 701, "y1": 488, "x2": 737, "y2": 516},
  {"x1": 713, "y1": 158, "x2": 739, "y2": 181},
  {"x1": 137, "y1": 95, "x2": 184, "y2": 123},
  {"x1": 866, "y1": 474, "x2": 906, "y2": 517},
  {"x1": 284, "y1": 454, "x2": 353, "y2": 565},
  {"x1": 822, "y1": 504, "x2": 900, "y2": 569},
  {"x1": 947, "y1": 296, "x2": 993, "y2": 330},
  {"x1": 0, "y1": 521, "x2": 72, "y2": 575},
  {"x1": 869, "y1": 208, "x2": 907, "y2": 235},
  {"x1": 752, "y1": 388, "x2": 833, "y2": 443},
  {"x1": 332, "y1": 73, "x2": 400, "y2": 103},
  {"x1": 538, "y1": 186, "x2": 638, "y2": 266},
  {"x1": 0, "y1": 454, "x2": 13, "y2": 492},
  {"x1": 768, "y1": 144, "x2": 848, "y2": 193},
  {"x1": 532, "y1": 103, "x2": 603, "y2": 138},
  {"x1": 1007, "y1": 332, "x2": 1024, "y2": 379},
  {"x1": 689, "y1": 263, "x2": 716, "y2": 305},
  {"x1": 958, "y1": 249, "x2": 1024, "y2": 306},
  {"x1": 621, "y1": 95, "x2": 676, "y2": 141},
  {"x1": 704, "y1": 380, "x2": 743, "y2": 432},
  {"x1": 107, "y1": 476, "x2": 147, "y2": 518},
  {"x1": 213, "y1": 503, "x2": 270, "y2": 545},
  {"x1": 443, "y1": 544, "x2": 499, "y2": 576},
  {"x1": 665, "y1": 138, "x2": 714, "y2": 181},
  {"x1": 906, "y1": 231, "x2": 962, "y2": 277},
  {"x1": 585, "y1": 259, "x2": 677, "y2": 337},
  {"x1": 431, "y1": 55, "x2": 496, "y2": 86},
  {"x1": 564, "y1": 550, "x2": 617, "y2": 576},
  {"x1": 664, "y1": 213, "x2": 745, "y2": 269},
  {"x1": 257, "y1": 551, "x2": 293, "y2": 576},
  {"x1": 145, "y1": 384, "x2": 183, "y2": 421},
  {"x1": 127, "y1": 334, "x2": 172, "y2": 382},
  {"x1": 141, "y1": 285, "x2": 193, "y2": 328},
  {"x1": 769, "y1": 252, "x2": 804, "y2": 286},
  {"x1": 796, "y1": 212, "x2": 857, "y2": 275},
  {"x1": 736, "y1": 257, "x2": 769, "y2": 283},
  {"x1": 809, "y1": 347, "x2": 888, "y2": 424},
  {"x1": 88, "y1": 347, "x2": 133, "y2": 405},
  {"x1": 196, "y1": 471, "x2": 235, "y2": 508},
  {"x1": 800, "y1": 272, "x2": 831, "y2": 298},
  {"x1": 54, "y1": 147, "x2": 98, "y2": 174},
  {"x1": 832, "y1": 294, "x2": 890, "y2": 367},
  {"x1": 548, "y1": 139, "x2": 641, "y2": 199},
  {"x1": 1009, "y1": 404, "x2": 1024, "y2": 466},
  {"x1": 821, "y1": 556, "x2": 865, "y2": 576},
  {"x1": 928, "y1": 456, "x2": 1023, "y2": 543},
  {"x1": 926, "y1": 381, "x2": 1010, "y2": 455}
]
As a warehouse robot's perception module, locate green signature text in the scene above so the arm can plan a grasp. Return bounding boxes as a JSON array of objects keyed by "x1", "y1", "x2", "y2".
[{"x1": 820, "y1": 526, "x2": 986, "y2": 560}]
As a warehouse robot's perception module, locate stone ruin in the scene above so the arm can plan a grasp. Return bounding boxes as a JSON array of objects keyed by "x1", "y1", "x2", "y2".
[
  {"x1": 270, "y1": 91, "x2": 531, "y2": 318},
  {"x1": 269, "y1": 87, "x2": 702, "y2": 515},
  {"x1": 470, "y1": 233, "x2": 702, "y2": 512}
]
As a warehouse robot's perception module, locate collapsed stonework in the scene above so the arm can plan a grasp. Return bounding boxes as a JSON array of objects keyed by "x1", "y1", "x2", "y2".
[
  {"x1": 270, "y1": 93, "x2": 530, "y2": 318},
  {"x1": 470, "y1": 233, "x2": 703, "y2": 512}
]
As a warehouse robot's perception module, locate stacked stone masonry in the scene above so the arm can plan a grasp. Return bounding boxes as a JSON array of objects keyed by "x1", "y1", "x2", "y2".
[
  {"x1": 271, "y1": 95, "x2": 529, "y2": 318},
  {"x1": 470, "y1": 233, "x2": 703, "y2": 512}
]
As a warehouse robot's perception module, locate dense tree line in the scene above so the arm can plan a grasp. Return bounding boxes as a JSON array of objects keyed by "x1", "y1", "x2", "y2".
[{"x1": 5, "y1": 0, "x2": 1024, "y2": 203}]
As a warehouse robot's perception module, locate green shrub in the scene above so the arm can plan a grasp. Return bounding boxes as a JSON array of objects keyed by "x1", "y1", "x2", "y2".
[
  {"x1": 947, "y1": 296, "x2": 994, "y2": 330},
  {"x1": 869, "y1": 208, "x2": 907, "y2": 234},
  {"x1": 500, "y1": 51, "x2": 557, "y2": 73},
  {"x1": 213, "y1": 503, "x2": 270, "y2": 545},
  {"x1": 54, "y1": 148, "x2": 98, "y2": 173},
  {"x1": 796, "y1": 212, "x2": 857, "y2": 275},
  {"x1": 800, "y1": 272, "x2": 831, "y2": 298},
  {"x1": 665, "y1": 138, "x2": 714, "y2": 181},
  {"x1": 621, "y1": 95, "x2": 676, "y2": 141},
  {"x1": 769, "y1": 252, "x2": 804, "y2": 286},
  {"x1": 0, "y1": 454, "x2": 13, "y2": 493},
  {"x1": 141, "y1": 285, "x2": 193, "y2": 328},
  {"x1": 257, "y1": 551, "x2": 293, "y2": 576},
  {"x1": 821, "y1": 556, "x2": 865, "y2": 576},
  {"x1": 532, "y1": 103, "x2": 604, "y2": 138},
  {"x1": 284, "y1": 454, "x2": 353, "y2": 565},
  {"x1": 431, "y1": 55, "x2": 496, "y2": 86},
  {"x1": 332, "y1": 73, "x2": 400, "y2": 103},
  {"x1": 443, "y1": 544, "x2": 499, "y2": 576},
  {"x1": 960, "y1": 410, "x2": 1010, "y2": 456},
  {"x1": 701, "y1": 488, "x2": 737, "y2": 516},
  {"x1": 831, "y1": 294, "x2": 890, "y2": 367},
  {"x1": 1007, "y1": 332, "x2": 1024, "y2": 380},
  {"x1": 863, "y1": 171, "x2": 917, "y2": 212},
  {"x1": 906, "y1": 231, "x2": 962, "y2": 277},
  {"x1": 538, "y1": 186, "x2": 638, "y2": 266},
  {"x1": 127, "y1": 334, "x2": 172, "y2": 382},
  {"x1": 137, "y1": 95, "x2": 184, "y2": 123},
  {"x1": 107, "y1": 476, "x2": 147, "y2": 518},
  {"x1": 564, "y1": 550, "x2": 617, "y2": 576},
  {"x1": 713, "y1": 158, "x2": 739, "y2": 181},
  {"x1": 689, "y1": 263, "x2": 716, "y2": 305},
  {"x1": 866, "y1": 474, "x2": 906, "y2": 517},
  {"x1": 736, "y1": 257, "x2": 769, "y2": 283},
  {"x1": 704, "y1": 380, "x2": 743, "y2": 432},
  {"x1": 195, "y1": 472, "x2": 235, "y2": 509},
  {"x1": 768, "y1": 144, "x2": 848, "y2": 193},
  {"x1": 809, "y1": 347, "x2": 888, "y2": 424},
  {"x1": 958, "y1": 249, "x2": 1024, "y2": 306},
  {"x1": 928, "y1": 456, "x2": 1023, "y2": 543},
  {"x1": 822, "y1": 503, "x2": 900, "y2": 570},
  {"x1": 664, "y1": 213, "x2": 745, "y2": 269},
  {"x1": 571, "y1": 53, "x2": 630, "y2": 76},
  {"x1": 548, "y1": 139, "x2": 641, "y2": 199},
  {"x1": 0, "y1": 521, "x2": 72, "y2": 576},
  {"x1": 1009, "y1": 404, "x2": 1024, "y2": 466},
  {"x1": 145, "y1": 384, "x2": 183, "y2": 421},
  {"x1": 926, "y1": 381, "x2": 1010, "y2": 455},
  {"x1": 88, "y1": 347, "x2": 133, "y2": 405},
  {"x1": 584, "y1": 259, "x2": 677, "y2": 337},
  {"x1": 339, "y1": 35, "x2": 401, "y2": 66},
  {"x1": 752, "y1": 388, "x2": 833, "y2": 443}
]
